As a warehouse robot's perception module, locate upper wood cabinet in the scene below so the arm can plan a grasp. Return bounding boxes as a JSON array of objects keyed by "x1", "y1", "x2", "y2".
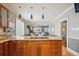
[
  {"x1": 0, "y1": 4, "x2": 8, "y2": 28},
  {"x1": 8, "y1": 11, "x2": 16, "y2": 32}
]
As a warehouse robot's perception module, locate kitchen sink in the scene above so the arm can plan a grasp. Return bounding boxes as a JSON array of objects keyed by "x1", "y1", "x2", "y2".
[{"x1": 28, "y1": 36, "x2": 49, "y2": 39}]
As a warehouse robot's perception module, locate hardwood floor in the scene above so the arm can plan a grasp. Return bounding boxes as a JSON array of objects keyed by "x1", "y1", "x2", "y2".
[{"x1": 62, "y1": 46, "x2": 74, "y2": 56}]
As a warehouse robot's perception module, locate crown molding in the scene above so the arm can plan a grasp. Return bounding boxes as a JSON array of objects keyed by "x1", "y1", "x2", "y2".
[{"x1": 50, "y1": 4, "x2": 74, "y2": 23}]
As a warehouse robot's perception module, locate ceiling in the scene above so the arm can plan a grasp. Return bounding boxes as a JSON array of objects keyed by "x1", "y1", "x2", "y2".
[
  {"x1": 5, "y1": 3, "x2": 73, "y2": 21},
  {"x1": 2, "y1": 3, "x2": 73, "y2": 26}
]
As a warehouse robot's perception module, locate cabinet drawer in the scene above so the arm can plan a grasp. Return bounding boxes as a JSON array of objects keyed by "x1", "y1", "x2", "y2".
[
  {"x1": 51, "y1": 50, "x2": 62, "y2": 56},
  {"x1": 28, "y1": 40, "x2": 51, "y2": 45},
  {"x1": 51, "y1": 40, "x2": 62, "y2": 45}
]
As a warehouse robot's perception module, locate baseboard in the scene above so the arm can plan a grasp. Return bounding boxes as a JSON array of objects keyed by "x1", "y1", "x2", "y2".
[{"x1": 67, "y1": 48, "x2": 79, "y2": 56}]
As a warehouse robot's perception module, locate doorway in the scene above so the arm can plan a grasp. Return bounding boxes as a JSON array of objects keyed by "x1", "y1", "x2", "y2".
[{"x1": 60, "y1": 20, "x2": 67, "y2": 47}]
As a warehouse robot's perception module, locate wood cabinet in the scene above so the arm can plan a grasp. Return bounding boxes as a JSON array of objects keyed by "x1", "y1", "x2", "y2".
[
  {"x1": 26, "y1": 40, "x2": 62, "y2": 56},
  {"x1": 3, "y1": 41, "x2": 9, "y2": 56},
  {"x1": 0, "y1": 41, "x2": 9, "y2": 56},
  {"x1": 9, "y1": 40, "x2": 16, "y2": 56},
  {"x1": 27, "y1": 41, "x2": 38, "y2": 56},
  {"x1": 8, "y1": 11, "x2": 16, "y2": 32},
  {"x1": 0, "y1": 4, "x2": 8, "y2": 28},
  {"x1": 51, "y1": 40, "x2": 62, "y2": 56},
  {"x1": 0, "y1": 40, "x2": 62, "y2": 56},
  {"x1": 15, "y1": 40, "x2": 27, "y2": 56},
  {"x1": 39, "y1": 41, "x2": 51, "y2": 56},
  {"x1": 0, "y1": 4, "x2": 16, "y2": 30},
  {"x1": 0, "y1": 43, "x2": 4, "y2": 56},
  {"x1": 9, "y1": 40, "x2": 27, "y2": 56}
]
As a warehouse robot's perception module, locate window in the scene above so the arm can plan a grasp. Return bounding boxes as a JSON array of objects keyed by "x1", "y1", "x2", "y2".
[{"x1": 16, "y1": 19, "x2": 24, "y2": 36}]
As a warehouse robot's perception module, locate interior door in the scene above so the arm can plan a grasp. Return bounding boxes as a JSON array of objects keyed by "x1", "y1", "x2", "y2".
[{"x1": 60, "y1": 20, "x2": 67, "y2": 47}]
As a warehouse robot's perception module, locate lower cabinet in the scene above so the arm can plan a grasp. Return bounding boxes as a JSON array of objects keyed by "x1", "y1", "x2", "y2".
[
  {"x1": 40, "y1": 44, "x2": 51, "y2": 56},
  {"x1": 3, "y1": 41, "x2": 9, "y2": 56},
  {"x1": 51, "y1": 40, "x2": 62, "y2": 56},
  {"x1": 0, "y1": 43, "x2": 4, "y2": 56},
  {"x1": 27, "y1": 41, "x2": 38, "y2": 56},
  {"x1": 26, "y1": 40, "x2": 62, "y2": 56},
  {"x1": 15, "y1": 40, "x2": 27, "y2": 56},
  {"x1": 51, "y1": 45, "x2": 62, "y2": 56},
  {"x1": 37, "y1": 41, "x2": 51, "y2": 56},
  {"x1": 0, "y1": 40, "x2": 62, "y2": 56},
  {"x1": 0, "y1": 41, "x2": 9, "y2": 56},
  {"x1": 9, "y1": 40, "x2": 17, "y2": 56},
  {"x1": 9, "y1": 40, "x2": 28, "y2": 56}
]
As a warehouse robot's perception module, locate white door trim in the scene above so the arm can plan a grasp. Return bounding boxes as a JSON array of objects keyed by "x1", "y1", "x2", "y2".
[{"x1": 59, "y1": 18, "x2": 68, "y2": 48}]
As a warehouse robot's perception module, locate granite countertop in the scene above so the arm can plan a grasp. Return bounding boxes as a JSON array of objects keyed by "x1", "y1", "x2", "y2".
[
  {"x1": 0, "y1": 39, "x2": 10, "y2": 44},
  {"x1": 0, "y1": 36, "x2": 62, "y2": 44},
  {"x1": 10, "y1": 35, "x2": 62, "y2": 40}
]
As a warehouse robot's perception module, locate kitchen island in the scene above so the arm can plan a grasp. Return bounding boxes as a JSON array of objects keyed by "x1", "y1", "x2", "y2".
[{"x1": 0, "y1": 36, "x2": 63, "y2": 56}]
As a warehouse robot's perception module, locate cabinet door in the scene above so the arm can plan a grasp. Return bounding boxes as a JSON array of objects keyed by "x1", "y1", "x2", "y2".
[
  {"x1": 51, "y1": 41, "x2": 62, "y2": 56},
  {"x1": 1, "y1": 7, "x2": 8, "y2": 27},
  {"x1": 51, "y1": 45, "x2": 62, "y2": 56},
  {"x1": 8, "y1": 11, "x2": 16, "y2": 32},
  {"x1": 9, "y1": 41, "x2": 16, "y2": 56},
  {"x1": 40, "y1": 45, "x2": 51, "y2": 56},
  {"x1": 27, "y1": 41, "x2": 38, "y2": 56},
  {"x1": 3, "y1": 41, "x2": 9, "y2": 56},
  {"x1": 39, "y1": 41, "x2": 51, "y2": 56},
  {"x1": 0, "y1": 44, "x2": 3, "y2": 56},
  {"x1": 15, "y1": 40, "x2": 27, "y2": 56},
  {"x1": 0, "y1": 5, "x2": 2, "y2": 26}
]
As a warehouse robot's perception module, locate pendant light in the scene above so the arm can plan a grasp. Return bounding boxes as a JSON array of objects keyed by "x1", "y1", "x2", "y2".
[
  {"x1": 19, "y1": 6, "x2": 21, "y2": 19},
  {"x1": 30, "y1": 14, "x2": 33, "y2": 19},
  {"x1": 42, "y1": 14, "x2": 44, "y2": 19},
  {"x1": 42, "y1": 7, "x2": 45, "y2": 19},
  {"x1": 30, "y1": 6, "x2": 33, "y2": 19}
]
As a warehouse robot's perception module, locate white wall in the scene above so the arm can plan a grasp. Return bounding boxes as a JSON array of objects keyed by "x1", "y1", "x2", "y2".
[
  {"x1": 51, "y1": 21, "x2": 60, "y2": 36},
  {"x1": 50, "y1": 4, "x2": 79, "y2": 54},
  {"x1": 50, "y1": 4, "x2": 79, "y2": 38}
]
